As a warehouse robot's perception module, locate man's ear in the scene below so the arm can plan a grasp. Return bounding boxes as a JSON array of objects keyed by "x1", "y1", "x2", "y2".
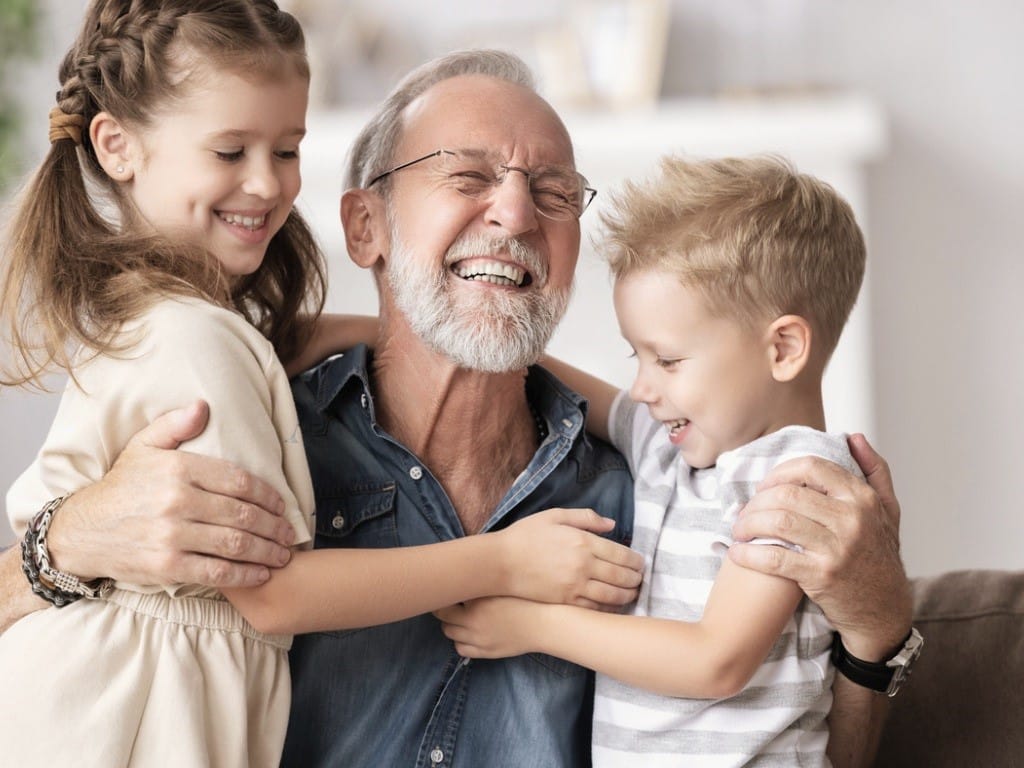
[
  {"x1": 766, "y1": 314, "x2": 812, "y2": 382},
  {"x1": 90, "y1": 111, "x2": 134, "y2": 181},
  {"x1": 341, "y1": 189, "x2": 390, "y2": 269}
]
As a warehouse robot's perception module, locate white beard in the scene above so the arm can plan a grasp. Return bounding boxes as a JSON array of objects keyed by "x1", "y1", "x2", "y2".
[{"x1": 385, "y1": 229, "x2": 572, "y2": 373}]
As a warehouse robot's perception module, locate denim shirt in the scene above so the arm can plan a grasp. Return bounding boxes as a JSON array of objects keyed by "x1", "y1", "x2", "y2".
[{"x1": 281, "y1": 346, "x2": 634, "y2": 768}]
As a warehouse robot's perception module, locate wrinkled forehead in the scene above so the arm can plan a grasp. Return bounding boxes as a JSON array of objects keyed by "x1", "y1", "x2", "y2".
[{"x1": 398, "y1": 74, "x2": 576, "y2": 169}]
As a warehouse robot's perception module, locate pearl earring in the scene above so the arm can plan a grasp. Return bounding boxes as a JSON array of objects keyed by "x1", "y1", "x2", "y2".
[{"x1": 116, "y1": 165, "x2": 125, "y2": 174}]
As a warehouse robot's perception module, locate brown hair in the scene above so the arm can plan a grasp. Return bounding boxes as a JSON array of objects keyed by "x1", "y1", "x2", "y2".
[
  {"x1": 601, "y1": 154, "x2": 866, "y2": 358},
  {"x1": 1, "y1": 0, "x2": 325, "y2": 387}
]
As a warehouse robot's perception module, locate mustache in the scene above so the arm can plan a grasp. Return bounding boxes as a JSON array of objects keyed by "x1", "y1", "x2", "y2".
[{"x1": 444, "y1": 234, "x2": 549, "y2": 287}]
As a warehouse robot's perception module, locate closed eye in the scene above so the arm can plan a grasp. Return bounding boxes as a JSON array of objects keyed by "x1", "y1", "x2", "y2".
[
  {"x1": 656, "y1": 357, "x2": 683, "y2": 369},
  {"x1": 215, "y1": 149, "x2": 244, "y2": 162}
]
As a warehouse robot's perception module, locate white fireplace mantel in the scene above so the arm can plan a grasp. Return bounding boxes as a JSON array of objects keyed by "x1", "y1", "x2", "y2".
[{"x1": 299, "y1": 93, "x2": 886, "y2": 435}]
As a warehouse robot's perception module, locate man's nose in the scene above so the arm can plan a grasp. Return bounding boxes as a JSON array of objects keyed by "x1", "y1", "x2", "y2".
[{"x1": 484, "y1": 169, "x2": 538, "y2": 236}]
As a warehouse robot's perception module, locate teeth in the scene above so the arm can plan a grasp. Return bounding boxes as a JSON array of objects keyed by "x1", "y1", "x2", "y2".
[
  {"x1": 219, "y1": 212, "x2": 266, "y2": 230},
  {"x1": 452, "y1": 260, "x2": 526, "y2": 287}
]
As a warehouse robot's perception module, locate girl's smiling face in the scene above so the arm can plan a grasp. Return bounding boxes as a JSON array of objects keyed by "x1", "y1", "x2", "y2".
[{"x1": 123, "y1": 67, "x2": 308, "y2": 277}]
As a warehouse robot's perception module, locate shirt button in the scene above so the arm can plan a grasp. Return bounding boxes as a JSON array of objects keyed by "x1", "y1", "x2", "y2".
[
  {"x1": 429, "y1": 747, "x2": 444, "y2": 764},
  {"x1": 331, "y1": 514, "x2": 345, "y2": 529},
  {"x1": 409, "y1": 466, "x2": 423, "y2": 480},
  {"x1": 561, "y1": 418, "x2": 573, "y2": 429},
  {"x1": 360, "y1": 393, "x2": 368, "y2": 409}
]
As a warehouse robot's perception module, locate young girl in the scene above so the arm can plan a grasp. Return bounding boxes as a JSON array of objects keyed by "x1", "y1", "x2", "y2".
[{"x1": 0, "y1": 3, "x2": 641, "y2": 766}]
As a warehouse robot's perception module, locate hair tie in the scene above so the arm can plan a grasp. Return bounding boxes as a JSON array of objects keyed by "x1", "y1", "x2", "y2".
[{"x1": 48, "y1": 106, "x2": 84, "y2": 146}]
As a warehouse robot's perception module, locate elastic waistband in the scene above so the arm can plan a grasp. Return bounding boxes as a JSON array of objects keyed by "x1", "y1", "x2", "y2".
[{"x1": 103, "y1": 588, "x2": 292, "y2": 650}]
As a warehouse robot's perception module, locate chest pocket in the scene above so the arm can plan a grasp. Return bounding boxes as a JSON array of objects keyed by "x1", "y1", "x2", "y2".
[{"x1": 314, "y1": 483, "x2": 399, "y2": 549}]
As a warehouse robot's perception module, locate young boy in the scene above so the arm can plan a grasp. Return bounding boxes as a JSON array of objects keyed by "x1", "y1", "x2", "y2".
[{"x1": 436, "y1": 155, "x2": 868, "y2": 767}]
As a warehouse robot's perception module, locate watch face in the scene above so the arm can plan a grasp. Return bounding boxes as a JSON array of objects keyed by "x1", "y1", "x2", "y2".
[{"x1": 884, "y1": 628, "x2": 924, "y2": 697}]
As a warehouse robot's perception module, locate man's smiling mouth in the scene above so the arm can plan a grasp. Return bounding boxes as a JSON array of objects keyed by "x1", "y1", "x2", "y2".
[{"x1": 452, "y1": 259, "x2": 531, "y2": 287}]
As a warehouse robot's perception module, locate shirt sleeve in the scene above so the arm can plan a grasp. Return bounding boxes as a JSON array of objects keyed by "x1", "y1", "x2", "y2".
[
  {"x1": 710, "y1": 427, "x2": 862, "y2": 556},
  {"x1": 607, "y1": 389, "x2": 637, "y2": 468},
  {"x1": 6, "y1": 299, "x2": 314, "y2": 548}
]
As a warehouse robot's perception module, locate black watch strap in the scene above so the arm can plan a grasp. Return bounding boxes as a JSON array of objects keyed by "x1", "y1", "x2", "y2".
[{"x1": 830, "y1": 628, "x2": 924, "y2": 697}]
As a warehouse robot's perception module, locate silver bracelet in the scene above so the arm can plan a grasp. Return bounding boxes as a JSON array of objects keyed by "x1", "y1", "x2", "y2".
[{"x1": 31, "y1": 495, "x2": 113, "y2": 600}]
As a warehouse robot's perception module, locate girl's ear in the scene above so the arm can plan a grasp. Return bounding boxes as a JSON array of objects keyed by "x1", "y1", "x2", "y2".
[
  {"x1": 766, "y1": 314, "x2": 813, "y2": 382},
  {"x1": 90, "y1": 111, "x2": 134, "y2": 181},
  {"x1": 341, "y1": 189, "x2": 391, "y2": 270}
]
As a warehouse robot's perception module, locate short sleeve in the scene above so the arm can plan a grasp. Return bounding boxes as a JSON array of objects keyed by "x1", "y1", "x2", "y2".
[
  {"x1": 709, "y1": 426, "x2": 861, "y2": 556},
  {"x1": 607, "y1": 389, "x2": 637, "y2": 466},
  {"x1": 6, "y1": 298, "x2": 314, "y2": 549}
]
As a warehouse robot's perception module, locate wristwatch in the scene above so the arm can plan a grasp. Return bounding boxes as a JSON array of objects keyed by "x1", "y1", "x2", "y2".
[{"x1": 831, "y1": 628, "x2": 924, "y2": 697}]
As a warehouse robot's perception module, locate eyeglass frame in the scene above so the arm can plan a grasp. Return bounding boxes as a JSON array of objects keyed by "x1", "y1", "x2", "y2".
[{"x1": 366, "y1": 148, "x2": 598, "y2": 220}]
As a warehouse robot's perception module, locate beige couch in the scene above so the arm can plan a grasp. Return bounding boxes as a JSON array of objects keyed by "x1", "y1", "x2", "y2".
[{"x1": 873, "y1": 569, "x2": 1024, "y2": 767}]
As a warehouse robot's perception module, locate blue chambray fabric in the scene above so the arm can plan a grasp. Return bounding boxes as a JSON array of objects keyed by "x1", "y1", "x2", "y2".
[{"x1": 281, "y1": 345, "x2": 634, "y2": 768}]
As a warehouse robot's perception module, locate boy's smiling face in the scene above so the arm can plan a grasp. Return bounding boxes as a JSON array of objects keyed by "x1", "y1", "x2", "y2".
[{"x1": 614, "y1": 268, "x2": 779, "y2": 469}]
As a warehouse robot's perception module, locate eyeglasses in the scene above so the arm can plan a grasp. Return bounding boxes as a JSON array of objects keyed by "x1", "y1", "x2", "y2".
[{"x1": 367, "y1": 148, "x2": 597, "y2": 221}]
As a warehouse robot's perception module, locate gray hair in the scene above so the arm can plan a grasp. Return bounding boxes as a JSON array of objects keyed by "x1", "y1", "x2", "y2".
[{"x1": 345, "y1": 49, "x2": 537, "y2": 190}]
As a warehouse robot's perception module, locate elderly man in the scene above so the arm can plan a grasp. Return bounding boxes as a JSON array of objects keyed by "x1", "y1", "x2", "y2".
[{"x1": 1, "y1": 51, "x2": 911, "y2": 767}]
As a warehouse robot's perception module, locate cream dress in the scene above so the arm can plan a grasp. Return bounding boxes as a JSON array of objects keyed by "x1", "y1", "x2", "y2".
[{"x1": 0, "y1": 297, "x2": 315, "y2": 767}]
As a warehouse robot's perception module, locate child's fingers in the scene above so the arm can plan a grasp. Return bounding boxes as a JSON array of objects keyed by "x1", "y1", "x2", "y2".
[
  {"x1": 587, "y1": 557, "x2": 643, "y2": 591},
  {"x1": 578, "y1": 580, "x2": 638, "y2": 608},
  {"x1": 548, "y1": 507, "x2": 616, "y2": 533},
  {"x1": 592, "y1": 538, "x2": 644, "y2": 572}
]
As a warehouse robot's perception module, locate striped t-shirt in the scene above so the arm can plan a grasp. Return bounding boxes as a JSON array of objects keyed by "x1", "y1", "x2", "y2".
[{"x1": 593, "y1": 392, "x2": 862, "y2": 768}]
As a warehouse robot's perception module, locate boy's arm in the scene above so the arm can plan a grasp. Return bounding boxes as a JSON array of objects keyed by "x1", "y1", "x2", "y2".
[
  {"x1": 440, "y1": 557, "x2": 802, "y2": 699},
  {"x1": 284, "y1": 313, "x2": 379, "y2": 376},
  {"x1": 539, "y1": 355, "x2": 618, "y2": 442}
]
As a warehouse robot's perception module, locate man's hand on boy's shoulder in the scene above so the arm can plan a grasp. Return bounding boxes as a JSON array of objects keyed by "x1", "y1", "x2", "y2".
[
  {"x1": 47, "y1": 400, "x2": 295, "y2": 590},
  {"x1": 728, "y1": 433, "x2": 913, "y2": 658}
]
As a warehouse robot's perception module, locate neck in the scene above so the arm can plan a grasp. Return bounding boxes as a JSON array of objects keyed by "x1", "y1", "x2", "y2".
[
  {"x1": 764, "y1": 380, "x2": 827, "y2": 435},
  {"x1": 371, "y1": 316, "x2": 540, "y2": 532}
]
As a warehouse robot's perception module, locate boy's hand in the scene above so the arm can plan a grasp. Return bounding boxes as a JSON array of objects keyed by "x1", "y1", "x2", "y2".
[
  {"x1": 436, "y1": 597, "x2": 548, "y2": 658},
  {"x1": 497, "y1": 508, "x2": 643, "y2": 609}
]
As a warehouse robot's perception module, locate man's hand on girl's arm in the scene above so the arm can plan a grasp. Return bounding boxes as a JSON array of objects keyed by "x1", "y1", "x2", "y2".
[{"x1": 45, "y1": 400, "x2": 294, "y2": 589}]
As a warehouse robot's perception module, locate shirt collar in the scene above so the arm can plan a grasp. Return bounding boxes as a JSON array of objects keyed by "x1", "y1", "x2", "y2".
[{"x1": 306, "y1": 344, "x2": 590, "y2": 443}]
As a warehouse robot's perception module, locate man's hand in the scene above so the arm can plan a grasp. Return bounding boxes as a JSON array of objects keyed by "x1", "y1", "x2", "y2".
[
  {"x1": 47, "y1": 400, "x2": 296, "y2": 589},
  {"x1": 728, "y1": 434, "x2": 913, "y2": 659}
]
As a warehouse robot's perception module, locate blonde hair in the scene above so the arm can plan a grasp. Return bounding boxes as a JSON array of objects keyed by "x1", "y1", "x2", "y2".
[
  {"x1": 601, "y1": 155, "x2": 866, "y2": 358},
  {"x1": 1, "y1": 0, "x2": 325, "y2": 387}
]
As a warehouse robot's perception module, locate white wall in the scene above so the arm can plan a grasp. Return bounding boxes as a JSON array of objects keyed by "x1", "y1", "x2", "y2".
[{"x1": 3, "y1": 1, "x2": 1022, "y2": 578}]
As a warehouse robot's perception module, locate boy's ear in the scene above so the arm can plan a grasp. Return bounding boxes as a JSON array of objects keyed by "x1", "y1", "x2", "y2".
[
  {"x1": 89, "y1": 112, "x2": 134, "y2": 181},
  {"x1": 766, "y1": 314, "x2": 812, "y2": 382},
  {"x1": 341, "y1": 189, "x2": 391, "y2": 270}
]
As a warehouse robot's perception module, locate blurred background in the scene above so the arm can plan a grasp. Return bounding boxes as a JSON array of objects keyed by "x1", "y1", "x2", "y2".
[{"x1": 1, "y1": 0, "x2": 1021, "y2": 578}]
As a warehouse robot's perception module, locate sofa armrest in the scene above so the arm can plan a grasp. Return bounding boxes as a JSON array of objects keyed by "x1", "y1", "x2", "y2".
[{"x1": 873, "y1": 569, "x2": 1024, "y2": 767}]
